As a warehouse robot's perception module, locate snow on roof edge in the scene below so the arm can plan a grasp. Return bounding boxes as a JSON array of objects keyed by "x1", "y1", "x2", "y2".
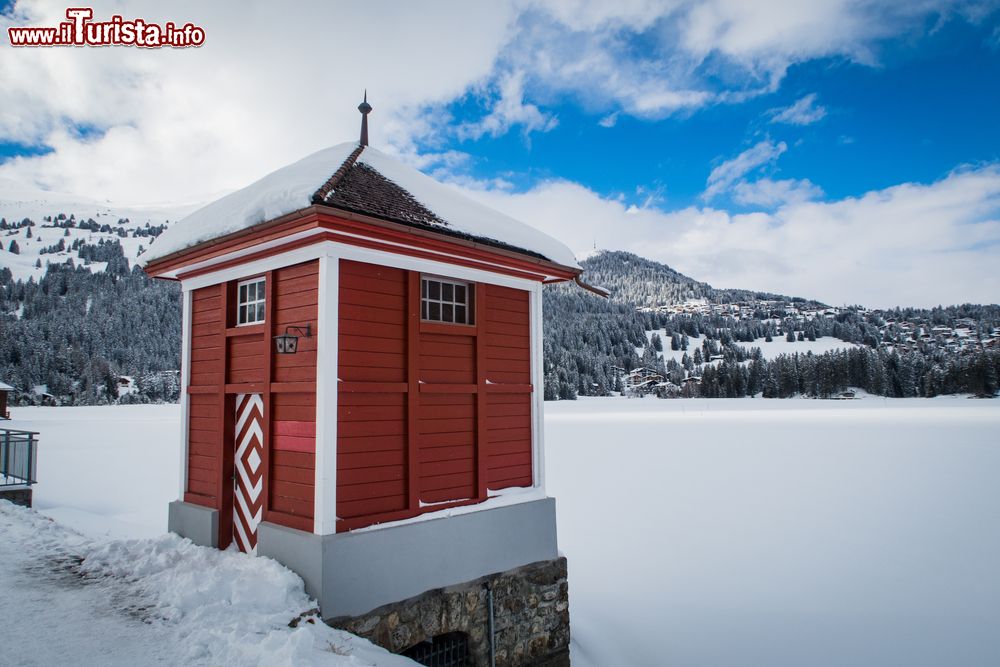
[
  {"x1": 357, "y1": 147, "x2": 580, "y2": 270},
  {"x1": 141, "y1": 143, "x2": 360, "y2": 266},
  {"x1": 142, "y1": 143, "x2": 580, "y2": 271}
]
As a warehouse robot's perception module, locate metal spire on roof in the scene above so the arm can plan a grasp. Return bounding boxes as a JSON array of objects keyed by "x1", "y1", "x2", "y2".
[{"x1": 358, "y1": 90, "x2": 372, "y2": 147}]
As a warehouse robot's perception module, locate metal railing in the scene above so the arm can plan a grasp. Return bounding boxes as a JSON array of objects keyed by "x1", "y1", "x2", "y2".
[{"x1": 1, "y1": 428, "x2": 38, "y2": 487}]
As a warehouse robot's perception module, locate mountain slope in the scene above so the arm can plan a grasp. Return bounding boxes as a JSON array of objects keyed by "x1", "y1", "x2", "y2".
[
  {"x1": 579, "y1": 250, "x2": 822, "y2": 307},
  {"x1": 0, "y1": 179, "x2": 198, "y2": 281}
]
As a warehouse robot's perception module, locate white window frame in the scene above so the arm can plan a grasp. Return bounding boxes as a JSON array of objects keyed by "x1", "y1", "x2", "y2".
[
  {"x1": 421, "y1": 275, "x2": 473, "y2": 325},
  {"x1": 236, "y1": 276, "x2": 266, "y2": 326}
]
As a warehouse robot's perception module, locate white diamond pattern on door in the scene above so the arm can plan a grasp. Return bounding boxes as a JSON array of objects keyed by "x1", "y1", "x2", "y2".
[{"x1": 233, "y1": 393, "x2": 264, "y2": 554}]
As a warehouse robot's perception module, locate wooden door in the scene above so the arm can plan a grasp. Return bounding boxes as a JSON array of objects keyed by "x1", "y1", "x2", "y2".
[{"x1": 233, "y1": 393, "x2": 265, "y2": 553}]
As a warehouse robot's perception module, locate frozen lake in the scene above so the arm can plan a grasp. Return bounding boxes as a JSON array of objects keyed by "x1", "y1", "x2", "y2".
[
  {"x1": 7, "y1": 397, "x2": 1000, "y2": 666},
  {"x1": 546, "y1": 397, "x2": 1000, "y2": 666}
]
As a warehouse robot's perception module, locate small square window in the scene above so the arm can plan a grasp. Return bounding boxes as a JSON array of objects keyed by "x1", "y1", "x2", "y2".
[
  {"x1": 236, "y1": 277, "x2": 266, "y2": 326},
  {"x1": 421, "y1": 276, "x2": 473, "y2": 325}
]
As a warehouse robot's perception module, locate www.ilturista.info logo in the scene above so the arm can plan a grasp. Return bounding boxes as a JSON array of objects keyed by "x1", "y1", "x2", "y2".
[{"x1": 7, "y1": 7, "x2": 205, "y2": 48}]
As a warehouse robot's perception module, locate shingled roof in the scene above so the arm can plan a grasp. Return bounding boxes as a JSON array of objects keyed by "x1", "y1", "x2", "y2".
[
  {"x1": 143, "y1": 142, "x2": 579, "y2": 269},
  {"x1": 313, "y1": 146, "x2": 448, "y2": 231}
]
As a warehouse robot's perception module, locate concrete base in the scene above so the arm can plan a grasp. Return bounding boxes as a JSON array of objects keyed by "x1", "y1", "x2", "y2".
[
  {"x1": 257, "y1": 497, "x2": 560, "y2": 619},
  {"x1": 167, "y1": 500, "x2": 218, "y2": 548},
  {"x1": 0, "y1": 486, "x2": 32, "y2": 508}
]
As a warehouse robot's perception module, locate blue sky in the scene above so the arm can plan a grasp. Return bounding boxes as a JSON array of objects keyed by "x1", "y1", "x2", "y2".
[
  {"x1": 436, "y1": 13, "x2": 1000, "y2": 211},
  {"x1": 1, "y1": 1, "x2": 999, "y2": 306}
]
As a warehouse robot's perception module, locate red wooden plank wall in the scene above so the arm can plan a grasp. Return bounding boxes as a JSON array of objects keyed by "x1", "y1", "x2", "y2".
[
  {"x1": 226, "y1": 335, "x2": 264, "y2": 384},
  {"x1": 267, "y1": 262, "x2": 318, "y2": 531},
  {"x1": 336, "y1": 260, "x2": 534, "y2": 531},
  {"x1": 186, "y1": 286, "x2": 223, "y2": 507},
  {"x1": 337, "y1": 261, "x2": 409, "y2": 519},
  {"x1": 482, "y1": 284, "x2": 533, "y2": 490},
  {"x1": 184, "y1": 261, "x2": 319, "y2": 538},
  {"x1": 272, "y1": 262, "x2": 319, "y2": 384},
  {"x1": 189, "y1": 287, "x2": 223, "y2": 390},
  {"x1": 419, "y1": 393, "x2": 476, "y2": 503}
]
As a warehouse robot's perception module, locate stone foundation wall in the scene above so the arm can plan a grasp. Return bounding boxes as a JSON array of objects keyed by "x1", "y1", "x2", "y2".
[
  {"x1": 0, "y1": 487, "x2": 32, "y2": 507},
  {"x1": 327, "y1": 558, "x2": 570, "y2": 666}
]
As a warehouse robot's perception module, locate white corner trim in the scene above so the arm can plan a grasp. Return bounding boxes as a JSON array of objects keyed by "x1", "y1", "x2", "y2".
[
  {"x1": 530, "y1": 282, "x2": 546, "y2": 493},
  {"x1": 178, "y1": 288, "x2": 192, "y2": 499},
  {"x1": 314, "y1": 251, "x2": 340, "y2": 535}
]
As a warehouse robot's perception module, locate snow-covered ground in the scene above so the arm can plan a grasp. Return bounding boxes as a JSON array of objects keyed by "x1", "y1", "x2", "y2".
[
  {"x1": 733, "y1": 335, "x2": 860, "y2": 359},
  {"x1": 3, "y1": 399, "x2": 999, "y2": 665},
  {"x1": 547, "y1": 397, "x2": 1000, "y2": 667},
  {"x1": 0, "y1": 502, "x2": 413, "y2": 666},
  {"x1": 645, "y1": 330, "x2": 860, "y2": 365},
  {"x1": 12, "y1": 405, "x2": 182, "y2": 539}
]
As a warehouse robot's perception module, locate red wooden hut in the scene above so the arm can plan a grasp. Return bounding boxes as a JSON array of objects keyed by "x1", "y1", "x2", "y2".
[{"x1": 143, "y1": 102, "x2": 595, "y2": 647}]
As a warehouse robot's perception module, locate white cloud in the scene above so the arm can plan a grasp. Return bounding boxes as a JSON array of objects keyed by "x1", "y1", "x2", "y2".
[
  {"x1": 456, "y1": 71, "x2": 559, "y2": 140},
  {"x1": 769, "y1": 93, "x2": 828, "y2": 125},
  {"x1": 0, "y1": 0, "x2": 519, "y2": 203},
  {"x1": 704, "y1": 140, "x2": 787, "y2": 201},
  {"x1": 456, "y1": 164, "x2": 1000, "y2": 308},
  {"x1": 0, "y1": 0, "x2": 993, "y2": 204},
  {"x1": 598, "y1": 112, "x2": 619, "y2": 128},
  {"x1": 731, "y1": 177, "x2": 824, "y2": 206},
  {"x1": 495, "y1": 0, "x2": 993, "y2": 120}
]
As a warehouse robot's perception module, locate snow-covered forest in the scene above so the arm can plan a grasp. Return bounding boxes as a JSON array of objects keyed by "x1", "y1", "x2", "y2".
[
  {"x1": 543, "y1": 252, "x2": 1000, "y2": 400},
  {"x1": 2, "y1": 215, "x2": 998, "y2": 406}
]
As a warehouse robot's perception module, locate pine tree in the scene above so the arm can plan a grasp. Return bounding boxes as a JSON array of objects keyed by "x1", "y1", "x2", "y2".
[{"x1": 8, "y1": 239, "x2": 19, "y2": 254}]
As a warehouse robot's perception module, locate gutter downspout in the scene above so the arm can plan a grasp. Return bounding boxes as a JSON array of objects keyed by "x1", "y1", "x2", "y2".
[
  {"x1": 486, "y1": 581, "x2": 496, "y2": 667},
  {"x1": 574, "y1": 274, "x2": 610, "y2": 298}
]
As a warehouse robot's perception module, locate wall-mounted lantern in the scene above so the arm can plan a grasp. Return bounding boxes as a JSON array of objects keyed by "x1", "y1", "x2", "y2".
[{"x1": 274, "y1": 324, "x2": 311, "y2": 354}]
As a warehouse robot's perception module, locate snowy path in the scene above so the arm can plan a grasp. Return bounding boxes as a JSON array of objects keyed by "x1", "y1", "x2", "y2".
[
  {"x1": 0, "y1": 503, "x2": 413, "y2": 666},
  {"x1": 0, "y1": 505, "x2": 175, "y2": 666}
]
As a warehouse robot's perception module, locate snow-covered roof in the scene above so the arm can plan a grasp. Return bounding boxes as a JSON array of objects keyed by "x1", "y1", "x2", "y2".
[
  {"x1": 143, "y1": 142, "x2": 579, "y2": 269},
  {"x1": 0, "y1": 380, "x2": 13, "y2": 391}
]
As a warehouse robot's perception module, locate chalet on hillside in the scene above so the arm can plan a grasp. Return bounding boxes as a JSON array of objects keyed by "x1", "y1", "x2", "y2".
[
  {"x1": 0, "y1": 380, "x2": 11, "y2": 419},
  {"x1": 142, "y1": 99, "x2": 599, "y2": 664}
]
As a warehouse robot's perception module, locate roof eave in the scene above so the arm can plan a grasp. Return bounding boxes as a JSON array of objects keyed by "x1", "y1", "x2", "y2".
[
  {"x1": 312, "y1": 203, "x2": 581, "y2": 280},
  {"x1": 142, "y1": 203, "x2": 580, "y2": 282}
]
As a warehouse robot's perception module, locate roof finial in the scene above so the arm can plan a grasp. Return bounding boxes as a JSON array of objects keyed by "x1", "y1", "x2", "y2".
[{"x1": 358, "y1": 90, "x2": 372, "y2": 147}]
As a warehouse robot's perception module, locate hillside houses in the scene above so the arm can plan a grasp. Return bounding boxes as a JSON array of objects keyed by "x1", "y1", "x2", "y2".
[
  {"x1": 640, "y1": 296, "x2": 998, "y2": 359},
  {"x1": 641, "y1": 297, "x2": 841, "y2": 323}
]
